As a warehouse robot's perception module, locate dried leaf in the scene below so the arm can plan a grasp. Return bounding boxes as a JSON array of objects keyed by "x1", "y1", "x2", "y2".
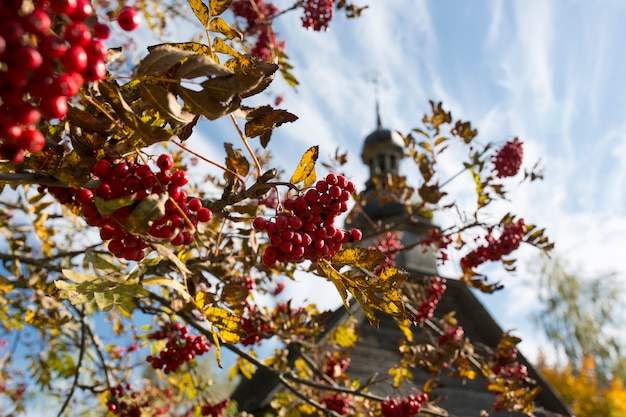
[{"x1": 186, "y1": 0, "x2": 209, "y2": 28}]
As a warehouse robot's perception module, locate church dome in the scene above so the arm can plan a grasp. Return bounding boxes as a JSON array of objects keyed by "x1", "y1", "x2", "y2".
[{"x1": 361, "y1": 128, "x2": 404, "y2": 164}]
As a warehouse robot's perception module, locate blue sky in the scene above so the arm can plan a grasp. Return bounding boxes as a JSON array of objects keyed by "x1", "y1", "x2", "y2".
[{"x1": 192, "y1": 0, "x2": 626, "y2": 362}]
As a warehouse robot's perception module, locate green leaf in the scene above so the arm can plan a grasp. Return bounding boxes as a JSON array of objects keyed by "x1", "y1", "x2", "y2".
[
  {"x1": 186, "y1": 0, "x2": 210, "y2": 28},
  {"x1": 93, "y1": 194, "x2": 137, "y2": 217},
  {"x1": 62, "y1": 269, "x2": 95, "y2": 284},
  {"x1": 124, "y1": 192, "x2": 168, "y2": 235},
  {"x1": 290, "y1": 146, "x2": 318, "y2": 185}
]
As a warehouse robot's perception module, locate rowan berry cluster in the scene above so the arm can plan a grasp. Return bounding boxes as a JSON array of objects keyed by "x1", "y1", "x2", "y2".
[
  {"x1": 240, "y1": 305, "x2": 276, "y2": 346},
  {"x1": 492, "y1": 137, "x2": 524, "y2": 178},
  {"x1": 492, "y1": 347, "x2": 528, "y2": 381},
  {"x1": 321, "y1": 393, "x2": 351, "y2": 415},
  {"x1": 231, "y1": 0, "x2": 285, "y2": 61},
  {"x1": 324, "y1": 353, "x2": 351, "y2": 380},
  {"x1": 0, "y1": 0, "x2": 110, "y2": 163},
  {"x1": 48, "y1": 154, "x2": 211, "y2": 261},
  {"x1": 419, "y1": 229, "x2": 453, "y2": 264},
  {"x1": 437, "y1": 325, "x2": 465, "y2": 347},
  {"x1": 146, "y1": 322, "x2": 211, "y2": 374},
  {"x1": 460, "y1": 219, "x2": 525, "y2": 269},
  {"x1": 380, "y1": 393, "x2": 428, "y2": 417},
  {"x1": 200, "y1": 399, "x2": 230, "y2": 417},
  {"x1": 415, "y1": 277, "x2": 446, "y2": 323},
  {"x1": 369, "y1": 231, "x2": 403, "y2": 275},
  {"x1": 301, "y1": 0, "x2": 334, "y2": 31},
  {"x1": 253, "y1": 173, "x2": 362, "y2": 266},
  {"x1": 107, "y1": 384, "x2": 143, "y2": 417}
]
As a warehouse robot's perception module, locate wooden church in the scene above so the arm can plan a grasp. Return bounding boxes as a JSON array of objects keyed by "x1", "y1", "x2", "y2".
[{"x1": 232, "y1": 118, "x2": 571, "y2": 416}]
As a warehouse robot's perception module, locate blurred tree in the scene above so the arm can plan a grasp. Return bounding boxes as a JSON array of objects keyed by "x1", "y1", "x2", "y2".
[
  {"x1": 532, "y1": 255, "x2": 625, "y2": 383},
  {"x1": 537, "y1": 354, "x2": 626, "y2": 417}
]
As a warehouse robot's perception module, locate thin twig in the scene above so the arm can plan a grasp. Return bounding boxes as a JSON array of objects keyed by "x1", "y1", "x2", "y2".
[
  {"x1": 230, "y1": 113, "x2": 262, "y2": 177},
  {"x1": 56, "y1": 306, "x2": 87, "y2": 417}
]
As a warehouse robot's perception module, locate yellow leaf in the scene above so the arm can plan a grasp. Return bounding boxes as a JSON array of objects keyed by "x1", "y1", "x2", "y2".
[
  {"x1": 209, "y1": 0, "x2": 232, "y2": 16},
  {"x1": 330, "y1": 317, "x2": 358, "y2": 348},
  {"x1": 290, "y1": 146, "x2": 318, "y2": 185},
  {"x1": 186, "y1": 0, "x2": 209, "y2": 28},
  {"x1": 396, "y1": 319, "x2": 413, "y2": 343},
  {"x1": 331, "y1": 247, "x2": 386, "y2": 270},
  {"x1": 209, "y1": 17, "x2": 242, "y2": 40},
  {"x1": 203, "y1": 306, "x2": 244, "y2": 343},
  {"x1": 388, "y1": 365, "x2": 413, "y2": 388},
  {"x1": 213, "y1": 37, "x2": 241, "y2": 58}
]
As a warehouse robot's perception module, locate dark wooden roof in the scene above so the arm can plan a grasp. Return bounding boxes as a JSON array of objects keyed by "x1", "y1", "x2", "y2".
[{"x1": 231, "y1": 277, "x2": 571, "y2": 416}]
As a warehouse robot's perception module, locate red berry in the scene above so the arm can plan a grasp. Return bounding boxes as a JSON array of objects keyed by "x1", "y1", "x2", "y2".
[
  {"x1": 20, "y1": 129, "x2": 45, "y2": 152},
  {"x1": 64, "y1": 22, "x2": 91, "y2": 47},
  {"x1": 93, "y1": 22, "x2": 111, "y2": 39},
  {"x1": 39, "y1": 96, "x2": 68, "y2": 119},
  {"x1": 197, "y1": 208, "x2": 211, "y2": 222},
  {"x1": 156, "y1": 154, "x2": 173, "y2": 171},
  {"x1": 117, "y1": 7, "x2": 140, "y2": 31},
  {"x1": 24, "y1": 8, "x2": 52, "y2": 35}
]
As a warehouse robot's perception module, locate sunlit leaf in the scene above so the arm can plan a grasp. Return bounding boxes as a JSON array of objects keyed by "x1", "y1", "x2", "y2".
[
  {"x1": 290, "y1": 146, "x2": 318, "y2": 185},
  {"x1": 209, "y1": 17, "x2": 242, "y2": 40},
  {"x1": 209, "y1": 0, "x2": 232, "y2": 16},
  {"x1": 331, "y1": 247, "x2": 385, "y2": 270},
  {"x1": 143, "y1": 277, "x2": 190, "y2": 301},
  {"x1": 186, "y1": 0, "x2": 209, "y2": 28},
  {"x1": 329, "y1": 317, "x2": 358, "y2": 348}
]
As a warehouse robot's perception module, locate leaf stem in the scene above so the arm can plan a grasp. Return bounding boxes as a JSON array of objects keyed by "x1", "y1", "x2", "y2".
[{"x1": 230, "y1": 113, "x2": 262, "y2": 178}]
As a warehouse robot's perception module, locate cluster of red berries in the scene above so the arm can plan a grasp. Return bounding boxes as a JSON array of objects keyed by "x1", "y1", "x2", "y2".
[
  {"x1": 380, "y1": 393, "x2": 428, "y2": 417},
  {"x1": 240, "y1": 305, "x2": 276, "y2": 346},
  {"x1": 231, "y1": 0, "x2": 285, "y2": 61},
  {"x1": 492, "y1": 137, "x2": 524, "y2": 178},
  {"x1": 200, "y1": 399, "x2": 230, "y2": 417},
  {"x1": 46, "y1": 154, "x2": 211, "y2": 261},
  {"x1": 107, "y1": 384, "x2": 143, "y2": 417},
  {"x1": 0, "y1": 0, "x2": 111, "y2": 163},
  {"x1": 321, "y1": 393, "x2": 351, "y2": 415},
  {"x1": 301, "y1": 0, "x2": 334, "y2": 31},
  {"x1": 419, "y1": 229, "x2": 453, "y2": 264},
  {"x1": 437, "y1": 325, "x2": 465, "y2": 347},
  {"x1": 253, "y1": 173, "x2": 362, "y2": 266},
  {"x1": 460, "y1": 219, "x2": 525, "y2": 269},
  {"x1": 324, "y1": 353, "x2": 351, "y2": 380},
  {"x1": 415, "y1": 277, "x2": 446, "y2": 323},
  {"x1": 491, "y1": 347, "x2": 528, "y2": 381},
  {"x1": 369, "y1": 231, "x2": 403, "y2": 275},
  {"x1": 146, "y1": 322, "x2": 211, "y2": 374}
]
